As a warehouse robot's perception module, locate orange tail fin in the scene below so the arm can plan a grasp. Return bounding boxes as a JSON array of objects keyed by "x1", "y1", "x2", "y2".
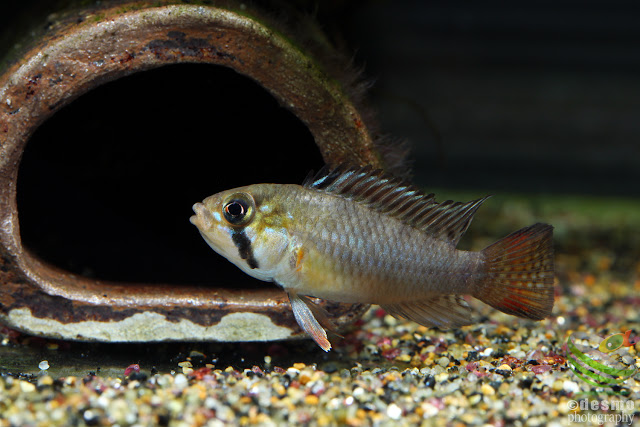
[{"x1": 474, "y1": 223, "x2": 555, "y2": 320}]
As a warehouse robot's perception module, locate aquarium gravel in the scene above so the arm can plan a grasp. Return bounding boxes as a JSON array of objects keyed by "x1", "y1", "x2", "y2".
[
  {"x1": 1, "y1": 198, "x2": 639, "y2": 426},
  {"x1": 1, "y1": 280, "x2": 638, "y2": 427}
]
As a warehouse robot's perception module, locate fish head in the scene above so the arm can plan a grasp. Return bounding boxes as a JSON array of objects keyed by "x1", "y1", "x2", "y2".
[{"x1": 190, "y1": 185, "x2": 291, "y2": 282}]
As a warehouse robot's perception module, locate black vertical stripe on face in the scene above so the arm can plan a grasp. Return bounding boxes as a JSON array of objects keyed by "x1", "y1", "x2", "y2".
[{"x1": 231, "y1": 229, "x2": 260, "y2": 269}]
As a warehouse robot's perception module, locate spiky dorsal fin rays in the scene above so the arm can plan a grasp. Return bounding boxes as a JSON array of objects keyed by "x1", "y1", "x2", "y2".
[{"x1": 304, "y1": 164, "x2": 488, "y2": 246}]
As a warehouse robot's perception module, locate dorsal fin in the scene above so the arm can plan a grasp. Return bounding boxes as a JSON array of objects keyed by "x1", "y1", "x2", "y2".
[{"x1": 303, "y1": 164, "x2": 489, "y2": 246}]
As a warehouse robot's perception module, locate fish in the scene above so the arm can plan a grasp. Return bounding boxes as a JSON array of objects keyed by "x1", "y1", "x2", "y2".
[
  {"x1": 190, "y1": 164, "x2": 555, "y2": 351},
  {"x1": 598, "y1": 330, "x2": 637, "y2": 353}
]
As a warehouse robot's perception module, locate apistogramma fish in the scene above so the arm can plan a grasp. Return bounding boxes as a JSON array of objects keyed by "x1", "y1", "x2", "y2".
[{"x1": 190, "y1": 165, "x2": 555, "y2": 351}]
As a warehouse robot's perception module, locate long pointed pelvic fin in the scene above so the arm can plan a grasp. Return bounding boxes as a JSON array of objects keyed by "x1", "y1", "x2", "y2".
[
  {"x1": 304, "y1": 164, "x2": 488, "y2": 246},
  {"x1": 288, "y1": 293, "x2": 332, "y2": 352},
  {"x1": 474, "y1": 223, "x2": 555, "y2": 320}
]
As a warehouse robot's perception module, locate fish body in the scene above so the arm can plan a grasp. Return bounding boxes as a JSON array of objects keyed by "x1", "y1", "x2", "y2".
[{"x1": 190, "y1": 165, "x2": 555, "y2": 351}]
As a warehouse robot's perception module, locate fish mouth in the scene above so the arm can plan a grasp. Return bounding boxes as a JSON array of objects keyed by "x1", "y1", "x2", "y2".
[{"x1": 190, "y1": 202, "x2": 212, "y2": 230}]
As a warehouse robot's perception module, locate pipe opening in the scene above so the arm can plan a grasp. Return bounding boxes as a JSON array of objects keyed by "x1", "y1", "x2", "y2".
[{"x1": 17, "y1": 63, "x2": 324, "y2": 288}]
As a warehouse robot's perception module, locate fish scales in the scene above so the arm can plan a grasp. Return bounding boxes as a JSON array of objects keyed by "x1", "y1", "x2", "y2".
[
  {"x1": 281, "y1": 190, "x2": 481, "y2": 303},
  {"x1": 190, "y1": 165, "x2": 555, "y2": 351}
]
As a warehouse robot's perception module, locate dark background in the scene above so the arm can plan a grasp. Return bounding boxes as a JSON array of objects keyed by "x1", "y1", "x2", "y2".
[
  {"x1": 338, "y1": 1, "x2": 640, "y2": 196},
  {"x1": 2, "y1": 1, "x2": 639, "y2": 284}
]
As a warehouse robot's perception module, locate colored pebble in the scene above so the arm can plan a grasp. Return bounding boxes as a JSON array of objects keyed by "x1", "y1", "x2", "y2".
[
  {"x1": 437, "y1": 356, "x2": 450, "y2": 367},
  {"x1": 481, "y1": 383, "x2": 496, "y2": 396}
]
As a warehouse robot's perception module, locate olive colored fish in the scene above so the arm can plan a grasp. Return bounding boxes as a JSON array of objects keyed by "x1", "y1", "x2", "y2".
[{"x1": 190, "y1": 165, "x2": 555, "y2": 351}]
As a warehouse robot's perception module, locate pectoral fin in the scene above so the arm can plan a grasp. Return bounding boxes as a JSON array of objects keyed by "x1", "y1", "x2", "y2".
[
  {"x1": 288, "y1": 292, "x2": 332, "y2": 351},
  {"x1": 381, "y1": 295, "x2": 473, "y2": 330}
]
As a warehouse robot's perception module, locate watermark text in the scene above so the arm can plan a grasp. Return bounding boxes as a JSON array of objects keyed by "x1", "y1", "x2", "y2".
[{"x1": 567, "y1": 399, "x2": 635, "y2": 425}]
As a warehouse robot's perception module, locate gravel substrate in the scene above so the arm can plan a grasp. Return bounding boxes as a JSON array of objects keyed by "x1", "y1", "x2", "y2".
[{"x1": 1, "y1": 276, "x2": 638, "y2": 427}]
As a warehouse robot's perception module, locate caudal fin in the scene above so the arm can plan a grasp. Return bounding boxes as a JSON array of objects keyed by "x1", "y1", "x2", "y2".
[{"x1": 474, "y1": 223, "x2": 555, "y2": 320}]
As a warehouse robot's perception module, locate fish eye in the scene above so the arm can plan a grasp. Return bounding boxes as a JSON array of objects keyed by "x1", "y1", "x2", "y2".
[
  {"x1": 222, "y1": 193, "x2": 255, "y2": 226},
  {"x1": 225, "y1": 201, "x2": 245, "y2": 218}
]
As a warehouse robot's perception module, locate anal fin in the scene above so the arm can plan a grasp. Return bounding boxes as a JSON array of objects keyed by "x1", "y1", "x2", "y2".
[
  {"x1": 288, "y1": 293, "x2": 332, "y2": 351},
  {"x1": 381, "y1": 295, "x2": 474, "y2": 330}
]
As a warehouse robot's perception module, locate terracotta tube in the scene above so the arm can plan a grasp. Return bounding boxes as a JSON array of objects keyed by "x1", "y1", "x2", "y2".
[{"x1": 0, "y1": 1, "x2": 400, "y2": 342}]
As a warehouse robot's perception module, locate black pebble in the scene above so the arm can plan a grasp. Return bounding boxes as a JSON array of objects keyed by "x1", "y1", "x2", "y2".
[{"x1": 424, "y1": 375, "x2": 436, "y2": 388}]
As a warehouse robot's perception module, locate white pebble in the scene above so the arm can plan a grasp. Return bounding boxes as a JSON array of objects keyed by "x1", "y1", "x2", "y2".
[
  {"x1": 156, "y1": 375, "x2": 172, "y2": 388},
  {"x1": 563, "y1": 380, "x2": 580, "y2": 393},
  {"x1": 83, "y1": 410, "x2": 96, "y2": 422},
  {"x1": 173, "y1": 373, "x2": 188, "y2": 389},
  {"x1": 422, "y1": 402, "x2": 439, "y2": 416},
  {"x1": 327, "y1": 398, "x2": 341, "y2": 410},
  {"x1": 96, "y1": 394, "x2": 110, "y2": 409},
  {"x1": 167, "y1": 399, "x2": 184, "y2": 416},
  {"x1": 480, "y1": 348, "x2": 494, "y2": 357},
  {"x1": 217, "y1": 405, "x2": 235, "y2": 421},
  {"x1": 19, "y1": 381, "x2": 35, "y2": 393},
  {"x1": 353, "y1": 387, "x2": 365, "y2": 398},
  {"x1": 387, "y1": 403, "x2": 403, "y2": 420},
  {"x1": 51, "y1": 408, "x2": 65, "y2": 421},
  {"x1": 204, "y1": 397, "x2": 216, "y2": 409},
  {"x1": 38, "y1": 360, "x2": 50, "y2": 371}
]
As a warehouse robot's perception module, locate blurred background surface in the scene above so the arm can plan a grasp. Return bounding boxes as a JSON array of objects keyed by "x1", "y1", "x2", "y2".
[{"x1": 3, "y1": 1, "x2": 640, "y2": 196}]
